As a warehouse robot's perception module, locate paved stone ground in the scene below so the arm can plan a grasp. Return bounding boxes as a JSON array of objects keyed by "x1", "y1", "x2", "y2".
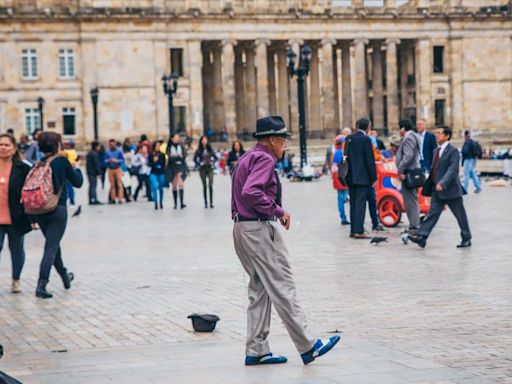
[{"x1": 0, "y1": 172, "x2": 511, "y2": 384}]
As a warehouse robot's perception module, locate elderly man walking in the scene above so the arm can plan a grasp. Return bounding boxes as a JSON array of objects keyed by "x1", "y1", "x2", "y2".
[
  {"x1": 231, "y1": 116, "x2": 340, "y2": 366},
  {"x1": 396, "y1": 118, "x2": 422, "y2": 231}
]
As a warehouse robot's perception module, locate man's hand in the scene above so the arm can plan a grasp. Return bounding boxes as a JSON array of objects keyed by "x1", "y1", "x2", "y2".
[
  {"x1": 279, "y1": 211, "x2": 291, "y2": 230},
  {"x1": 31, "y1": 223, "x2": 39, "y2": 230},
  {"x1": 435, "y1": 183, "x2": 444, "y2": 192},
  {"x1": 399, "y1": 174, "x2": 406, "y2": 180}
]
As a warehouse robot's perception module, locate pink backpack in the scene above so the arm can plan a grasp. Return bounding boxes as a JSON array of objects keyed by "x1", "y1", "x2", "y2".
[{"x1": 22, "y1": 156, "x2": 61, "y2": 215}]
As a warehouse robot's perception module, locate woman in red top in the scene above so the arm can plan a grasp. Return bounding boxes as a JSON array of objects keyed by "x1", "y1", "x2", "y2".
[
  {"x1": 331, "y1": 135, "x2": 350, "y2": 226},
  {"x1": 0, "y1": 133, "x2": 31, "y2": 293}
]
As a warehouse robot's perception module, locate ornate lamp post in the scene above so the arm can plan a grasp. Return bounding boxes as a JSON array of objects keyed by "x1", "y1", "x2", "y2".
[
  {"x1": 37, "y1": 96, "x2": 45, "y2": 131},
  {"x1": 90, "y1": 87, "x2": 99, "y2": 140},
  {"x1": 287, "y1": 44, "x2": 312, "y2": 169},
  {"x1": 162, "y1": 71, "x2": 179, "y2": 137}
]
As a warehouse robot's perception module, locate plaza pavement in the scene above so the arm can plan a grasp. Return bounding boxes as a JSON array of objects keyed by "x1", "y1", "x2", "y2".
[{"x1": 0, "y1": 172, "x2": 511, "y2": 384}]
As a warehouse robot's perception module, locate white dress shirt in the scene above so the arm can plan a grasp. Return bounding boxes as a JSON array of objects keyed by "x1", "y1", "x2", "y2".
[{"x1": 439, "y1": 141, "x2": 449, "y2": 159}]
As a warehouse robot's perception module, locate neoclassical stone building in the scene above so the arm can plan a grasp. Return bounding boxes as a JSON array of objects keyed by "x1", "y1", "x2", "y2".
[{"x1": 0, "y1": 0, "x2": 511, "y2": 142}]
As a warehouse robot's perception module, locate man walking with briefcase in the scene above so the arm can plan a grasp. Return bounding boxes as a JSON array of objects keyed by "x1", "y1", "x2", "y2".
[{"x1": 396, "y1": 118, "x2": 423, "y2": 232}]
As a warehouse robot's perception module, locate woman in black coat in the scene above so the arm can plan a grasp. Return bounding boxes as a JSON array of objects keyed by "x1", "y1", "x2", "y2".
[
  {"x1": 0, "y1": 134, "x2": 31, "y2": 294},
  {"x1": 193, "y1": 136, "x2": 217, "y2": 208},
  {"x1": 166, "y1": 134, "x2": 188, "y2": 209},
  {"x1": 227, "y1": 140, "x2": 245, "y2": 174}
]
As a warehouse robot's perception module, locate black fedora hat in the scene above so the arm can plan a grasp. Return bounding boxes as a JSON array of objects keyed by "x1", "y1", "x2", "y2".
[
  {"x1": 187, "y1": 314, "x2": 220, "y2": 332},
  {"x1": 253, "y1": 116, "x2": 291, "y2": 139}
]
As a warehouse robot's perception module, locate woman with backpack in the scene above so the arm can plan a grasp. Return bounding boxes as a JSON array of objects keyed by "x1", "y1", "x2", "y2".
[
  {"x1": 194, "y1": 136, "x2": 217, "y2": 208},
  {"x1": 0, "y1": 134, "x2": 32, "y2": 293},
  {"x1": 25, "y1": 132, "x2": 83, "y2": 299}
]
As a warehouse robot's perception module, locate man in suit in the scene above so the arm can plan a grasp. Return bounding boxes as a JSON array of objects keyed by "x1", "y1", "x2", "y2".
[
  {"x1": 417, "y1": 119, "x2": 437, "y2": 173},
  {"x1": 409, "y1": 126, "x2": 472, "y2": 248},
  {"x1": 396, "y1": 118, "x2": 421, "y2": 231},
  {"x1": 345, "y1": 117, "x2": 377, "y2": 239}
]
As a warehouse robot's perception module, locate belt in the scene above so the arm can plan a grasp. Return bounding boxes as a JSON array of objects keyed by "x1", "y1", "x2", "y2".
[{"x1": 234, "y1": 216, "x2": 277, "y2": 222}]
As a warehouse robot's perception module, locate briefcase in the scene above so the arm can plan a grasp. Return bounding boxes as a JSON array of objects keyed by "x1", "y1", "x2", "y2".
[{"x1": 404, "y1": 168, "x2": 426, "y2": 189}]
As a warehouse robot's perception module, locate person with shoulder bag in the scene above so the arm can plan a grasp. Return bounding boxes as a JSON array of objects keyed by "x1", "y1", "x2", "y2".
[
  {"x1": 396, "y1": 119, "x2": 424, "y2": 232},
  {"x1": 194, "y1": 135, "x2": 217, "y2": 208},
  {"x1": 0, "y1": 134, "x2": 32, "y2": 294},
  {"x1": 22, "y1": 132, "x2": 83, "y2": 299}
]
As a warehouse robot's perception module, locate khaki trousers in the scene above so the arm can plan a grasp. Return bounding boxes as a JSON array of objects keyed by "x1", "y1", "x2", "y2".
[
  {"x1": 108, "y1": 168, "x2": 124, "y2": 201},
  {"x1": 233, "y1": 221, "x2": 315, "y2": 356}
]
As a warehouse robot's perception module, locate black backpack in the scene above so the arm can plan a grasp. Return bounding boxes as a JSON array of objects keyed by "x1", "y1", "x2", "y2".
[{"x1": 474, "y1": 141, "x2": 483, "y2": 159}]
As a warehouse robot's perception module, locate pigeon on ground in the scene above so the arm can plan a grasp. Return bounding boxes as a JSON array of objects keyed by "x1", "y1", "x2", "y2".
[
  {"x1": 71, "y1": 205, "x2": 82, "y2": 218},
  {"x1": 370, "y1": 236, "x2": 388, "y2": 245}
]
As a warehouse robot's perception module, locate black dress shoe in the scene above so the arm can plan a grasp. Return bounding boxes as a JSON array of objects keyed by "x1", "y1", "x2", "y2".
[
  {"x1": 408, "y1": 235, "x2": 427, "y2": 248},
  {"x1": 456, "y1": 240, "x2": 472, "y2": 248},
  {"x1": 36, "y1": 279, "x2": 53, "y2": 299},
  {"x1": 61, "y1": 272, "x2": 74, "y2": 290}
]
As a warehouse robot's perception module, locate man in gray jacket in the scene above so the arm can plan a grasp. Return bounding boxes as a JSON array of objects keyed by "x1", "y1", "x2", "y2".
[{"x1": 396, "y1": 118, "x2": 421, "y2": 230}]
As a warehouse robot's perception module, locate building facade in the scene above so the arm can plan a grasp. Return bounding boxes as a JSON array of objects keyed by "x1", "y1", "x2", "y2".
[{"x1": 0, "y1": 0, "x2": 511, "y2": 143}]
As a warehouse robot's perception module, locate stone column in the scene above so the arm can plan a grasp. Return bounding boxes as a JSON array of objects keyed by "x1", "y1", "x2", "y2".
[
  {"x1": 267, "y1": 47, "x2": 277, "y2": 115},
  {"x1": 309, "y1": 44, "x2": 321, "y2": 137},
  {"x1": 212, "y1": 44, "x2": 225, "y2": 133},
  {"x1": 399, "y1": 43, "x2": 409, "y2": 118},
  {"x1": 80, "y1": 39, "x2": 98, "y2": 140},
  {"x1": 415, "y1": 39, "x2": 432, "y2": 126},
  {"x1": 221, "y1": 39, "x2": 237, "y2": 138},
  {"x1": 188, "y1": 40, "x2": 204, "y2": 138},
  {"x1": 332, "y1": 46, "x2": 341, "y2": 131},
  {"x1": 288, "y1": 39, "x2": 303, "y2": 133},
  {"x1": 234, "y1": 46, "x2": 245, "y2": 135},
  {"x1": 244, "y1": 44, "x2": 257, "y2": 131},
  {"x1": 277, "y1": 44, "x2": 290, "y2": 128},
  {"x1": 255, "y1": 39, "x2": 270, "y2": 117},
  {"x1": 371, "y1": 41, "x2": 384, "y2": 129},
  {"x1": 202, "y1": 46, "x2": 214, "y2": 132},
  {"x1": 341, "y1": 42, "x2": 353, "y2": 128},
  {"x1": 321, "y1": 39, "x2": 337, "y2": 136},
  {"x1": 353, "y1": 38, "x2": 369, "y2": 119},
  {"x1": 386, "y1": 38, "x2": 400, "y2": 131},
  {"x1": 450, "y1": 38, "x2": 464, "y2": 133}
]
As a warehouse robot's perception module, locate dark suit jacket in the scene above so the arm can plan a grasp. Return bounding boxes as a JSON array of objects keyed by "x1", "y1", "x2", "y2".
[
  {"x1": 422, "y1": 131, "x2": 437, "y2": 170},
  {"x1": 345, "y1": 131, "x2": 377, "y2": 187},
  {"x1": 426, "y1": 143, "x2": 463, "y2": 200},
  {"x1": 8, "y1": 159, "x2": 32, "y2": 235}
]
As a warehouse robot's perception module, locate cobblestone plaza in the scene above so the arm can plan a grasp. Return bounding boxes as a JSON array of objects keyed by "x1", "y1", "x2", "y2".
[{"x1": 0, "y1": 174, "x2": 511, "y2": 383}]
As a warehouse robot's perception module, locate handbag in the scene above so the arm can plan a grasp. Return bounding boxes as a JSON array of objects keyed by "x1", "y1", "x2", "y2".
[{"x1": 404, "y1": 168, "x2": 426, "y2": 189}]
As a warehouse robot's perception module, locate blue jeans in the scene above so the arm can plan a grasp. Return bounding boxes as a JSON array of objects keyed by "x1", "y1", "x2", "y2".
[
  {"x1": 150, "y1": 173, "x2": 165, "y2": 206},
  {"x1": 67, "y1": 183, "x2": 75, "y2": 205},
  {"x1": 463, "y1": 158, "x2": 481, "y2": 191},
  {"x1": 337, "y1": 190, "x2": 349, "y2": 222}
]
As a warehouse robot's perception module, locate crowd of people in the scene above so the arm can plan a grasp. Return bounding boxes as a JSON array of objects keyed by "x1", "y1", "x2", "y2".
[{"x1": 330, "y1": 118, "x2": 478, "y2": 248}]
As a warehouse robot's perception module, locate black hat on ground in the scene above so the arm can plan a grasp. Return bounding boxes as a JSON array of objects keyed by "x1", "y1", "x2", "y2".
[
  {"x1": 252, "y1": 116, "x2": 291, "y2": 139},
  {"x1": 187, "y1": 314, "x2": 220, "y2": 332}
]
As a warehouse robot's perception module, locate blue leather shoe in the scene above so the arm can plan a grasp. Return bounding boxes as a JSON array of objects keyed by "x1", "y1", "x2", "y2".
[
  {"x1": 245, "y1": 352, "x2": 288, "y2": 366},
  {"x1": 301, "y1": 336, "x2": 341, "y2": 365}
]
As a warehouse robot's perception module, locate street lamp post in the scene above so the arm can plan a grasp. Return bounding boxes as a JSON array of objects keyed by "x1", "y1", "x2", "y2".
[
  {"x1": 287, "y1": 44, "x2": 312, "y2": 169},
  {"x1": 162, "y1": 71, "x2": 179, "y2": 137},
  {"x1": 37, "y1": 96, "x2": 45, "y2": 131},
  {"x1": 90, "y1": 87, "x2": 99, "y2": 140}
]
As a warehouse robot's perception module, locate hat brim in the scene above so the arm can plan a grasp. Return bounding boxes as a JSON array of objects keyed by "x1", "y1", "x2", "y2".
[{"x1": 252, "y1": 131, "x2": 292, "y2": 139}]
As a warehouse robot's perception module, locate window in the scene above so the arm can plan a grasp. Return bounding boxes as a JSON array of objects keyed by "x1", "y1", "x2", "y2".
[
  {"x1": 433, "y1": 46, "x2": 444, "y2": 73},
  {"x1": 62, "y1": 107, "x2": 76, "y2": 135},
  {"x1": 59, "y1": 49, "x2": 75, "y2": 79},
  {"x1": 364, "y1": 0, "x2": 384, "y2": 6},
  {"x1": 332, "y1": 0, "x2": 352, "y2": 6},
  {"x1": 24, "y1": 108, "x2": 40, "y2": 134},
  {"x1": 22, "y1": 49, "x2": 38, "y2": 79},
  {"x1": 434, "y1": 99, "x2": 446, "y2": 126},
  {"x1": 173, "y1": 106, "x2": 186, "y2": 134},
  {"x1": 170, "y1": 48, "x2": 184, "y2": 77}
]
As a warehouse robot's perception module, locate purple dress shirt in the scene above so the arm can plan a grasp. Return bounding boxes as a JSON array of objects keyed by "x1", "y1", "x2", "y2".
[{"x1": 231, "y1": 143, "x2": 285, "y2": 219}]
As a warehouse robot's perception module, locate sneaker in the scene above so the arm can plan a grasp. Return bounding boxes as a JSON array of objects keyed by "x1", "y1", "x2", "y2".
[
  {"x1": 475, "y1": 188, "x2": 482, "y2": 194},
  {"x1": 301, "y1": 336, "x2": 341, "y2": 365},
  {"x1": 11, "y1": 280, "x2": 21, "y2": 293},
  {"x1": 341, "y1": 220, "x2": 350, "y2": 226},
  {"x1": 245, "y1": 353, "x2": 288, "y2": 366},
  {"x1": 372, "y1": 225, "x2": 385, "y2": 232}
]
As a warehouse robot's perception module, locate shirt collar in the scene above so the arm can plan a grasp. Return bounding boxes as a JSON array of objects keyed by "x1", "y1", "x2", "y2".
[
  {"x1": 254, "y1": 143, "x2": 277, "y2": 161},
  {"x1": 357, "y1": 130, "x2": 366, "y2": 136},
  {"x1": 439, "y1": 141, "x2": 449, "y2": 153}
]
